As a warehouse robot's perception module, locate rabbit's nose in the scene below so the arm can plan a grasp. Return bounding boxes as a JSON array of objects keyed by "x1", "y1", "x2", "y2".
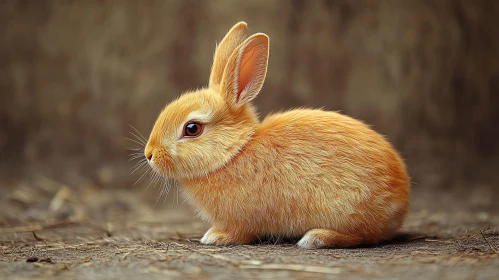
[{"x1": 145, "y1": 146, "x2": 153, "y2": 161}]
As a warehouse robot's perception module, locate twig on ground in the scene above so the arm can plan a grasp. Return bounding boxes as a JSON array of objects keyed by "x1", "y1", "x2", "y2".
[
  {"x1": 175, "y1": 231, "x2": 201, "y2": 242},
  {"x1": 0, "y1": 220, "x2": 111, "y2": 237},
  {"x1": 32, "y1": 231, "x2": 46, "y2": 241},
  {"x1": 479, "y1": 228, "x2": 498, "y2": 253},
  {"x1": 452, "y1": 227, "x2": 499, "y2": 253},
  {"x1": 425, "y1": 239, "x2": 455, "y2": 244}
]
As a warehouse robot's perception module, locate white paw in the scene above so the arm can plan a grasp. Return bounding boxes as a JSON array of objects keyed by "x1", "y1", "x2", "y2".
[
  {"x1": 200, "y1": 229, "x2": 217, "y2": 245},
  {"x1": 297, "y1": 234, "x2": 325, "y2": 249}
]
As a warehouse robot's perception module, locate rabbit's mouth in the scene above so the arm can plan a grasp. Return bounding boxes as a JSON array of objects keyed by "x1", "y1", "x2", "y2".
[{"x1": 148, "y1": 157, "x2": 175, "y2": 179}]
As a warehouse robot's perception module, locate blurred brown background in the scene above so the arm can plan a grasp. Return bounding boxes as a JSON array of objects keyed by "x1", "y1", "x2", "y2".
[{"x1": 1, "y1": 0, "x2": 499, "y2": 216}]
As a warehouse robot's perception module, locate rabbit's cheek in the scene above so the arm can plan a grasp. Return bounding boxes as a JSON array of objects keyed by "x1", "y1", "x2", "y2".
[{"x1": 169, "y1": 143, "x2": 178, "y2": 156}]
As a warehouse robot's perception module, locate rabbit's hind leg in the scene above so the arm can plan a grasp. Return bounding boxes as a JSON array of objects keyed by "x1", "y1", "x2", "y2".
[
  {"x1": 296, "y1": 229, "x2": 363, "y2": 249},
  {"x1": 200, "y1": 227, "x2": 257, "y2": 246}
]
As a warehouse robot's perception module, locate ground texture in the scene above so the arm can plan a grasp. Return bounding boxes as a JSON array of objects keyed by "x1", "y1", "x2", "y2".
[{"x1": 1, "y1": 174, "x2": 498, "y2": 280}]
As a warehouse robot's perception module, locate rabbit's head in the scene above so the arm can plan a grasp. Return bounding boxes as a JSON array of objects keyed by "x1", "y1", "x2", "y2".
[{"x1": 145, "y1": 22, "x2": 269, "y2": 179}]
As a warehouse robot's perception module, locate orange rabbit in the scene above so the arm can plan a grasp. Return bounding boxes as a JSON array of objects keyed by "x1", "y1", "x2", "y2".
[{"x1": 144, "y1": 22, "x2": 410, "y2": 249}]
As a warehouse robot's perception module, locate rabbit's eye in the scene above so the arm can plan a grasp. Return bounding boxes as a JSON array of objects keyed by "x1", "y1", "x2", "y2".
[{"x1": 183, "y1": 122, "x2": 204, "y2": 138}]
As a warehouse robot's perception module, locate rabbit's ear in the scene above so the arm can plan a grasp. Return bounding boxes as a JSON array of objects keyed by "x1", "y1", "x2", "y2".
[
  {"x1": 209, "y1": 22, "x2": 249, "y2": 89},
  {"x1": 220, "y1": 33, "x2": 269, "y2": 108}
]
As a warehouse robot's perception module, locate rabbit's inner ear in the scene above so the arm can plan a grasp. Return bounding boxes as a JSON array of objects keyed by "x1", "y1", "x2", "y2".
[
  {"x1": 209, "y1": 22, "x2": 249, "y2": 90},
  {"x1": 237, "y1": 45, "x2": 261, "y2": 103},
  {"x1": 222, "y1": 33, "x2": 269, "y2": 107}
]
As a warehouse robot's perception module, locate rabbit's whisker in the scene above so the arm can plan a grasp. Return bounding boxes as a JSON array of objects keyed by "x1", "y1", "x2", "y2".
[
  {"x1": 128, "y1": 154, "x2": 145, "y2": 162},
  {"x1": 127, "y1": 147, "x2": 144, "y2": 152},
  {"x1": 134, "y1": 168, "x2": 152, "y2": 186},
  {"x1": 129, "y1": 131, "x2": 147, "y2": 145},
  {"x1": 125, "y1": 137, "x2": 145, "y2": 147},
  {"x1": 131, "y1": 160, "x2": 148, "y2": 175},
  {"x1": 128, "y1": 124, "x2": 148, "y2": 143}
]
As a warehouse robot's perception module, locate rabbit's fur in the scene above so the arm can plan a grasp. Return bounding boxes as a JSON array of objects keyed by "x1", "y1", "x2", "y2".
[{"x1": 144, "y1": 22, "x2": 410, "y2": 249}]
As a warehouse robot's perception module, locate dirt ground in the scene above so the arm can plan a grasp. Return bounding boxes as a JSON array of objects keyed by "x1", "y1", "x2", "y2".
[{"x1": 1, "y1": 171, "x2": 498, "y2": 280}]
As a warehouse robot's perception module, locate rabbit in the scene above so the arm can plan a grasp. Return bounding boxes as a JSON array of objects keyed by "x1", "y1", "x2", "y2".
[{"x1": 143, "y1": 21, "x2": 410, "y2": 249}]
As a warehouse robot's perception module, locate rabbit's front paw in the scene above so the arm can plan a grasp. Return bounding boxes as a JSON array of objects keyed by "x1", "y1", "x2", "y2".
[
  {"x1": 200, "y1": 228, "x2": 225, "y2": 245},
  {"x1": 200, "y1": 227, "x2": 255, "y2": 246}
]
